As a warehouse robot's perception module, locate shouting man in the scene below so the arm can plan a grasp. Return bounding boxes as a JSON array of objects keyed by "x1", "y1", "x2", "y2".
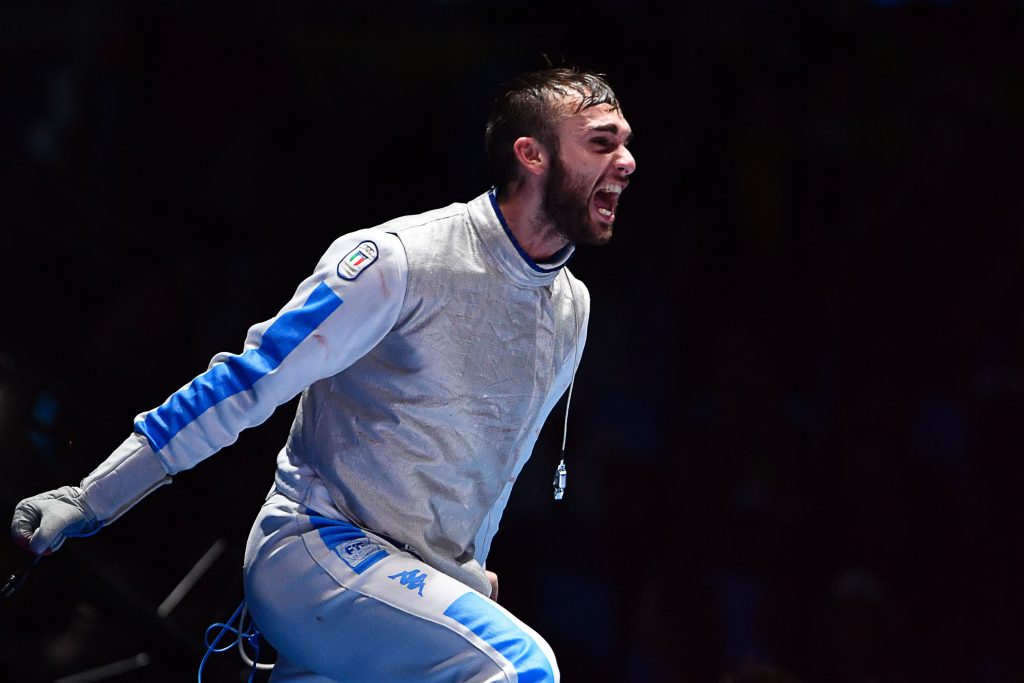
[{"x1": 11, "y1": 67, "x2": 635, "y2": 682}]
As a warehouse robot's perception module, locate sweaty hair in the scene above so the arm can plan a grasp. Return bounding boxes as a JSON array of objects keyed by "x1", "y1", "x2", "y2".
[{"x1": 485, "y1": 67, "x2": 620, "y2": 190}]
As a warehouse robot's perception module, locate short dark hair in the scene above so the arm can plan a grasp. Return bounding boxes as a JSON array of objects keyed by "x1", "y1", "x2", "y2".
[{"x1": 484, "y1": 67, "x2": 621, "y2": 190}]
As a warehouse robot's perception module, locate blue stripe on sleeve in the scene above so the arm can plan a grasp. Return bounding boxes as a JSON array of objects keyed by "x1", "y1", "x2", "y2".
[
  {"x1": 444, "y1": 591, "x2": 555, "y2": 683},
  {"x1": 136, "y1": 281, "x2": 344, "y2": 452}
]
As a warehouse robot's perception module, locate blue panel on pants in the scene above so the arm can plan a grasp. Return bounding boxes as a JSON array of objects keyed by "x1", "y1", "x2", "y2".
[
  {"x1": 443, "y1": 591, "x2": 554, "y2": 683},
  {"x1": 307, "y1": 511, "x2": 388, "y2": 574}
]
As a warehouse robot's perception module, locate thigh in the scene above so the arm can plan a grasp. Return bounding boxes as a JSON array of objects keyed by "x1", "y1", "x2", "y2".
[
  {"x1": 243, "y1": 494, "x2": 559, "y2": 683},
  {"x1": 266, "y1": 653, "x2": 335, "y2": 683}
]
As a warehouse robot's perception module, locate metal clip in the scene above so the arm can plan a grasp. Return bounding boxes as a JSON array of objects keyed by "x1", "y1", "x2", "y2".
[{"x1": 552, "y1": 459, "x2": 567, "y2": 500}]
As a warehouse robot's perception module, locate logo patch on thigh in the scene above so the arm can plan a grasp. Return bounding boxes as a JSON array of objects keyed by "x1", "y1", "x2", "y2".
[{"x1": 336, "y1": 538, "x2": 387, "y2": 574}]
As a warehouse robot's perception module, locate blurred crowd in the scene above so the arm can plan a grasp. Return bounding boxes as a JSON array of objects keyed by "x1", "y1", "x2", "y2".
[{"x1": 2, "y1": 2, "x2": 1022, "y2": 681}]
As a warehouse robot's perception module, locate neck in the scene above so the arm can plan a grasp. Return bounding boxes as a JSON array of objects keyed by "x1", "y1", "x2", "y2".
[{"x1": 496, "y1": 183, "x2": 570, "y2": 262}]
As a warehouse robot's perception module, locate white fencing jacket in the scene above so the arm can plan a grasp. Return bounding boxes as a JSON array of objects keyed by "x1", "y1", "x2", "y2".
[{"x1": 99, "y1": 189, "x2": 589, "y2": 596}]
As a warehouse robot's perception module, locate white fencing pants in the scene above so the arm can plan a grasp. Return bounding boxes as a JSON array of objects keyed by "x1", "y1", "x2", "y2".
[{"x1": 242, "y1": 492, "x2": 559, "y2": 682}]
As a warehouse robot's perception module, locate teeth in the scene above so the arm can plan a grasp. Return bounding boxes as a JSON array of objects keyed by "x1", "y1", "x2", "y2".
[
  {"x1": 600, "y1": 184, "x2": 623, "y2": 194},
  {"x1": 597, "y1": 208, "x2": 613, "y2": 217}
]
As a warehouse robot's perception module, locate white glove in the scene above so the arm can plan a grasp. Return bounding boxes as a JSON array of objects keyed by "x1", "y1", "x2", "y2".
[
  {"x1": 11, "y1": 486, "x2": 101, "y2": 555},
  {"x1": 10, "y1": 433, "x2": 171, "y2": 556}
]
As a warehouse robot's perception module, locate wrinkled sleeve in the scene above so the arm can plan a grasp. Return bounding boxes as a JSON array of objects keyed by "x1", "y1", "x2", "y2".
[{"x1": 131, "y1": 229, "x2": 408, "y2": 475}]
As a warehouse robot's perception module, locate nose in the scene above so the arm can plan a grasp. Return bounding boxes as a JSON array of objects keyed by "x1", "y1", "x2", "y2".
[{"x1": 616, "y1": 145, "x2": 636, "y2": 176}]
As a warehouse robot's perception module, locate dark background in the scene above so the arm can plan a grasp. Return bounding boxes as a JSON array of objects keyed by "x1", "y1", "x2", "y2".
[{"x1": 2, "y1": 1, "x2": 1023, "y2": 681}]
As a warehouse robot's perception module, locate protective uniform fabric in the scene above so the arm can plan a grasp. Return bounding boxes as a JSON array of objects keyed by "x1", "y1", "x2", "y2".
[
  {"x1": 273, "y1": 191, "x2": 589, "y2": 596},
  {"x1": 95, "y1": 189, "x2": 586, "y2": 679},
  {"x1": 129, "y1": 189, "x2": 589, "y2": 597},
  {"x1": 244, "y1": 493, "x2": 559, "y2": 682}
]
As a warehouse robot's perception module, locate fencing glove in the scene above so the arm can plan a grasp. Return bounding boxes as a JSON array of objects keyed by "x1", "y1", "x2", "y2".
[{"x1": 11, "y1": 433, "x2": 171, "y2": 555}]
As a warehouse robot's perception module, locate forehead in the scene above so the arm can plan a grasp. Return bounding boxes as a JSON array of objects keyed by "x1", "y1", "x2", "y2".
[{"x1": 556, "y1": 100, "x2": 632, "y2": 139}]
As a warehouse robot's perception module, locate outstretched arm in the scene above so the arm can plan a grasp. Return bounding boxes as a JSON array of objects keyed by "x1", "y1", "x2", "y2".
[{"x1": 11, "y1": 230, "x2": 408, "y2": 555}]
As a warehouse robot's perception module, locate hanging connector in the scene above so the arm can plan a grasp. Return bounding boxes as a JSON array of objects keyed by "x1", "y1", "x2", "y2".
[
  {"x1": 553, "y1": 458, "x2": 567, "y2": 500},
  {"x1": 552, "y1": 271, "x2": 580, "y2": 502}
]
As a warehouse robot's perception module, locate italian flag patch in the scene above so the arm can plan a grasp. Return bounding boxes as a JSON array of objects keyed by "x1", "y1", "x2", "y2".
[{"x1": 337, "y1": 241, "x2": 379, "y2": 280}]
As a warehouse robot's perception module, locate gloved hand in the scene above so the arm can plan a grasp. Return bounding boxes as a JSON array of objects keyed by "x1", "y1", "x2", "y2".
[{"x1": 10, "y1": 486, "x2": 102, "y2": 556}]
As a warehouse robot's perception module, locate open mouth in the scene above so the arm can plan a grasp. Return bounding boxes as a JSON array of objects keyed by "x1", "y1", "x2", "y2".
[{"x1": 592, "y1": 183, "x2": 624, "y2": 223}]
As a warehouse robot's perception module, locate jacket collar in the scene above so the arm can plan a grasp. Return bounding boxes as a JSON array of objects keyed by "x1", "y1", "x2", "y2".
[{"x1": 467, "y1": 189, "x2": 574, "y2": 288}]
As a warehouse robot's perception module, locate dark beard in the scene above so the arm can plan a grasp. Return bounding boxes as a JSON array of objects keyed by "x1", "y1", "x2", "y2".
[{"x1": 542, "y1": 154, "x2": 612, "y2": 246}]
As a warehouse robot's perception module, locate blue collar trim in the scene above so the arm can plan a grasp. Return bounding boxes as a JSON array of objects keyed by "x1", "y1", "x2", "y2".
[{"x1": 488, "y1": 189, "x2": 573, "y2": 273}]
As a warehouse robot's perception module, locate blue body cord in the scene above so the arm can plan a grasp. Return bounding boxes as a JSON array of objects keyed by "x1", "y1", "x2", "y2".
[{"x1": 197, "y1": 599, "x2": 261, "y2": 682}]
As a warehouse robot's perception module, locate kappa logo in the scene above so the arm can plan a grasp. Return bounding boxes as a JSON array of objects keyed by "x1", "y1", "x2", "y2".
[
  {"x1": 387, "y1": 569, "x2": 428, "y2": 597},
  {"x1": 337, "y1": 240, "x2": 379, "y2": 280}
]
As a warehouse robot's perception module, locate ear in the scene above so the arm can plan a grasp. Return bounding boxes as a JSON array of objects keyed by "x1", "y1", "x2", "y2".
[{"x1": 512, "y1": 137, "x2": 549, "y2": 177}]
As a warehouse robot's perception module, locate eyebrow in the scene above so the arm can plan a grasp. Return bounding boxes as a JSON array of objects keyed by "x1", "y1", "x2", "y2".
[{"x1": 587, "y1": 123, "x2": 634, "y2": 144}]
